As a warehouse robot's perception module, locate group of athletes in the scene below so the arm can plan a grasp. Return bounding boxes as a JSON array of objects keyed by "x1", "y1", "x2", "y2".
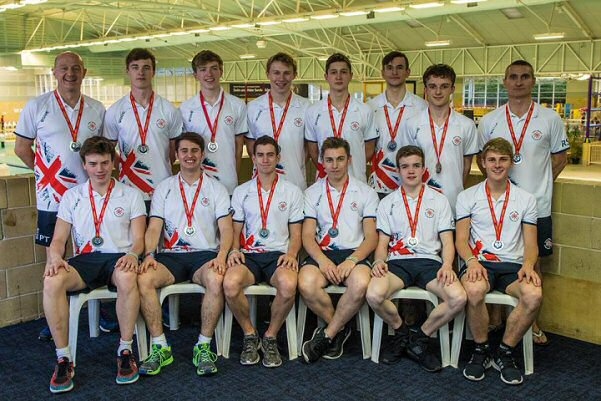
[{"x1": 13, "y1": 46, "x2": 568, "y2": 394}]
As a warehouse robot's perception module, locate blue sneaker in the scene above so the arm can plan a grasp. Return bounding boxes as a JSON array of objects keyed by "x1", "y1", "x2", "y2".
[
  {"x1": 38, "y1": 325, "x2": 52, "y2": 342},
  {"x1": 100, "y1": 308, "x2": 119, "y2": 333}
]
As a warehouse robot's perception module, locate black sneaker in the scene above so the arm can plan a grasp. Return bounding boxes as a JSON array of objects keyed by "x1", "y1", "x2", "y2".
[
  {"x1": 381, "y1": 325, "x2": 410, "y2": 364},
  {"x1": 324, "y1": 326, "x2": 352, "y2": 360},
  {"x1": 301, "y1": 327, "x2": 331, "y2": 363},
  {"x1": 240, "y1": 333, "x2": 261, "y2": 365},
  {"x1": 493, "y1": 348, "x2": 524, "y2": 385},
  {"x1": 463, "y1": 343, "x2": 492, "y2": 381},
  {"x1": 406, "y1": 333, "x2": 442, "y2": 372}
]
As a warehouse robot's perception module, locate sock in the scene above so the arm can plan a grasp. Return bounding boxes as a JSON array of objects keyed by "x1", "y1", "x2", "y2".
[
  {"x1": 499, "y1": 341, "x2": 514, "y2": 354},
  {"x1": 117, "y1": 338, "x2": 133, "y2": 356},
  {"x1": 56, "y1": 346, "x2": 71, "y2": 361},
  {"x1": 151, "y1": 334, "x2": 169, "y2": 348},
  {"x1": 196, "y1": 334, "x2": 212, "y2": 345},
  {"x1": 474, "y1": 341, "x2": 490, "y2": 352}
]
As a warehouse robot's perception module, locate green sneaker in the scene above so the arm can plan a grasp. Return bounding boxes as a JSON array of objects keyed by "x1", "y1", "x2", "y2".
[
  {"x1": 139, "y1": 344, "x2": 174, "y2": 376},
  {"x1": 193, "y1": 342, "x2": 218, "y2": 376}
]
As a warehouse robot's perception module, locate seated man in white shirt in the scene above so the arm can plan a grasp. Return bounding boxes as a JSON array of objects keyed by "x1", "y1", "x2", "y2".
[
  {"x1": 137, "y1": 132, "x2": 233, "y2": 377},
  {"x1": 225, "y1": 135, "x2": 304, "y2": 368},
  {"x1": 367, "y1": 145, "x2": 466, "y2": 372},
  {"x1": 299, "y1": 137, "x2": 379, "y2": 363},
  {"x1": 456, "y1": 137, "x2": 542, "y2": 386},
  {"x1": 43, "y1": 136, "x2": 146, "y2": 393}
]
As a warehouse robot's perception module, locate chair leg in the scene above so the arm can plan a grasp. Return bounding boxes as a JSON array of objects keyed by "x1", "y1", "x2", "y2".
[
  {"x1": 285, "y1": 303, "x2": 298, "y2": 360},
  {"x1": 168, "y1": 294, "x2": 180, "y2": 331},
  {"x1": 222, "y1": 305, "x2": 233, "y2": 359},
  {"x1": 248, "y1": 295, "x2": 257, "y2": 327},
  {"x1": 439, "y1": 322, "x2": 451, "y2": 368},
  {"x1": 450, "y1": 310, "x2": 465, "y2": 369},
  {"x1": 371, "y1": 315, "x2": 384, "y2": 363},
  {"x1": 359, "y1": 302, "x2": 371, "y2": 359},
  {"x1": 88, "y1": 298, "x2": 100, "y2": 338},
  {"x1": 296, "y1": 298, "x2": 307, "y2": 355},
  {"x1": 523, "y1": 326, "x2": 534, "y2": 375},
  {"x1": 68, "y1": 295, "x2": 84, "y2": 367},
  {"x1": 135, "y1": 314, "x2": 149, "y2": 361},
  {"x1": 214, "y1": 312, "x2": 224, "y2": 357}
]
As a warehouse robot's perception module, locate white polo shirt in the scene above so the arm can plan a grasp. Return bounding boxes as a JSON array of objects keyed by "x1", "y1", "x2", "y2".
[
  {"x1": 377, "y1": 185, "x2": 454, "y2": 263},
  {"x1": 15, "y1": 91, "x2": 105, "y2": 212},
  {"x1": 232, "y1": 177, "x2": 304, "y2": 253},
  {"x1": 401, "y1": 108, "x2": 479, "y2": 211},
  {"x1": 104, "y1": 93, "x2": 183, "y2": 200},
  {"x1": 180, "y1": 89, "x2": 248, "y2": 194},
  {"x1": 478, "y1": 102, "x2": 569, "y2": 217},
  {"x1": 456, "y1": 180, "x2": 538, "y2": 265},
  {"x1": 304, "y1": 175, "x2": 379, "y2": 251},
  {"x1": 150, "y1": 172, "x2": 231, "y2": 253},
  {"x1": 246, "y1": 92, "x2": 310, "y2": 190},
  {"x1": 368, "y1": 91, "x2": 427, "y2": 194},
  {"x1": 57, "y1": 179, "x2": 146, "y2": 255},
  {"x1": 304, "y1": 97, "x2": 378, "y2": 183}
]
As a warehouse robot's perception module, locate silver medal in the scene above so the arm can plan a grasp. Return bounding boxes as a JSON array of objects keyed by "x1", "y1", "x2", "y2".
[
  {"x1": 185, "y1": 226, "x2": 196, "y2": 236},
  {"x1": 259, "y1": 228, "x2": 270, "y2": 239},
  {"x1": 513, "y1": 153, "x2": 522, "y2": 164},
  {"x1": 69, "y1": 141, "x2": 82, "y2": 152},
  {"x1": 387, "y1": 140, "x2": 398, "y2": 152},
  {"x1": 92, "y1": 236, "x2": 104, "y2": 247},
  {"x1": 328, "y1": 227, "x2": 339, "y2": 238},
  {"x1": 138, "y1": 144, "x2": 149, "y2": 154},
  {"x1": 207, "y1": 142, "x2": 219, "y2": 153},
  {"x1": 407, "y1": 237, "x2": 419, "y2": 247},
  {"x1": 493, "y1": 240, "x2": 504, "y2": 250}
]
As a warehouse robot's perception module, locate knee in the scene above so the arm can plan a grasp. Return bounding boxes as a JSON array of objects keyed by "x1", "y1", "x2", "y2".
[
  {"x1": 136, "y1": 273, "x2": 156, "y2": 293},
  {"x1": 346, "y1": 278, "x2": 369, "y2": 302},
  {"x1": 447, "y1": 289, "x2": 468, "y2": 313},
  {"x1": 115, "y1": 270, "x2": 138, "y2": 293},
  {"x1": 275, "y1": 277, "x2": 297, "y2": 300},
  {"x1": 520, "y1": 287, "x2": 543, "y2": 312},
  {"x1": 204, "y1": 274, "x2": 224, "y2": 296},
  {"x1": 464, "y1": 284, "x2": 486, "y2": 306},
  {"x1": 222, "y1": 274, "x2": 243, "y2": 299},
  {"x1": 297, "y1": 270, "x2": 318, "y2": 297},
  {"x1": 43, "y1": 275, "x2": 65, "y2": 296},
  {"x1": 365, "y1": 286, "x2": 386, "y2": 308}
]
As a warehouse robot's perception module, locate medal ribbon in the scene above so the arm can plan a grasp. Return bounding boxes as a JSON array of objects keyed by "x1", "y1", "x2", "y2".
[
  {"x1": 130, "y1": 91, "x2": 155, "y2": 148},
  {"x1": 401, "y1": 185, "x2": 425, "y2": 239},
  {"x1": 268, "y1": 92, "x2": 292, "y2": 143},
  {"x1": 88, "y1": 179, "x2": 115, "y2": 239},
  {"x1": 428, "y1": 109, "x2": 451, "y2": 168},
  {"x1": 256, "y1": 175, "x2": 279, "y2": 232},
  {"x1": 327, "y1": 95, "x2": 351, "y2": 138},
  {"x1": 54, "y1": 90, "x2": 84, "y2": 144},
  {"x1": 505, "y1": 102, "x2": 534, "y2": 157},
  {"x1": 200, "y1": 91, "x2": 225, "y2": 145},
  {"x1": 179, "y1": 174, "x2": 204, "y2": 229},
  {"x1": 326, "y1": 177, "x2": 349, "y2": 231},
  {"x1": 384, "y1": 105, "x2": 405, "y2": 145},
  {"x1": 485, "y1": 180, "x2": 511, "y2": 243}
]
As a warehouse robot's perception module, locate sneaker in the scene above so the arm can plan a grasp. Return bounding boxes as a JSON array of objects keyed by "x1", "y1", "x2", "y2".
[
  {"x1": 38, "y1": 325, "x2": 52, "y2": 342},
  {"x1": 381, "y1": 326, "x2": 410, "y2": 365},
  {"x1": 301, "y1": 327, "x2": 331, "y2": 364},
  {"x1": 193, "y1": 342, "x2": 218, "y2": 376},
  {"x1": 323, "y1": 326, "x2": 352, "y2": 360},
  {"x1": 139, "y1": 344, "x2": 174, "y2": 375},
  {"x1": 406, "y1": 333, "x2": 442, "y2": 372},
  {"x1": 493, "y1": 348, "x2": 524, "y2": 385},
  {"x1": 99, "y1": 308, "x2": 119, "y2": 333},
  {"x1": 116, "y1": 350, "x2": 139, "y2": 385},
  {"x1": 49, "y1": 357, "x2": 74, "y2": 394},
  {"x1": 240, "y1": 333, "x2": 261, "y2": 365},
  {"x1": 463, "y1": 343, "x2": 492, "y2": 381},
  {"x1": 262, "y1": 336, "x2": 282, "y2": 368}
]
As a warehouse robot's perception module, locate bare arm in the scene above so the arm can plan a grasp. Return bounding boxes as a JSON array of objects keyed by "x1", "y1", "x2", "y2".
[
  {"x1": 278, "y1": 222, "x2": 302, "y2": 271},
  {"x1": 44, "y1": 218, "x2": 72, "y2": 276},
  {"x1": 463, "y1": 155, "x2": 474, "y2": 186},
  {"x1": 437, "y1": 230, "x2": 457, "y2": 285},
  {"x1": 235, "y1": 135, "x2": 244, "y2": 180},
  {"x1": 371, "y1": 231, "x2": 390, "y2": 278},
  {"x1": 169, "y1": 139, "x2": 177, "y2": 167},
  {"x1": 227, "y1": 220, "x2": 245, "y2": 266},
  {"x1": 517, "y1": 223, "x2": 540, "y2": 286},
  {"x1": 475, "y1": 153, "x2": 486, "y2": 177},
  {"x1": 551, "y1": 152, "x2": 568, "y2": 181},
  {"x1": 212, "y1": 214, "x2": 234, "y2": 274},
  {"x1": 455, "y1": 217, "x2": 487, "y2": 282},
  {"x1": 365, "y1": 140, "x2": 376, "y2": 163},
  {"x1": 14, "y1": 136, "x2": 34, "y2": 170},
  {"x1": 139, "y1": 217, "x2": 163, "y2": 272},
  {"x1": 245, "y1": 137, "x2": 255, "y2": 158},
  {"x1": 115, "y1": 215, "x2": 146, "y2": 271},
  {"x1": 306, "y1": 142, "x2": 320, "y2": 169}
]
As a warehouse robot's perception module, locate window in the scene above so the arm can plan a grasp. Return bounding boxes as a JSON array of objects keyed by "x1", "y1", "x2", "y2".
[{"x1": 463, "y1": 77, "x2": 566, "y2": 109}]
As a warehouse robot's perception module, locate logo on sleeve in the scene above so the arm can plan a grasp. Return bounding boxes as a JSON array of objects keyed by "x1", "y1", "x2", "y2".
[
  {"x1": 113, "y1": 207, "x2": 125, "y2": 217},
  {"x1": 156, "y1": 118, "x2": 166, "y2": 129},
  {"x1": 509, "y1": 210, "x2": 520, "y2": 222}
]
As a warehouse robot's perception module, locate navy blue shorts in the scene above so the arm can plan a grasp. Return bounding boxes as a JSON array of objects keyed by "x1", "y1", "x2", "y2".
[
  {"x1": 155, "y1": 251, "x2": 217, "y2": 283},
  {"x1": 537, "y1": 216, "x2": 553, "y2": 257},
  {"x1": 68, "y1": 252, "x2": 124, "y2": 291},
  {"x1": 387, "y1": 258, "x2": 440, "y2": 290},
  {"x1": 35, "y1": 209, "x2": 58, "y2": 247},
  {"x1": 459, "y1": 261, "x2": 520, "y2": 293},
  {"x1": 243, "y1": 251, "x2": 284, "y2": 284}
]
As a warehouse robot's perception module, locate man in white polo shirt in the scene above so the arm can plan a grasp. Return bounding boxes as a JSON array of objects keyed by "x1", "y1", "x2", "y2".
[
  {"x1": 246, "y1": 52, "x2": 310, "y2": 189},
  {"x1": 43, "y1": 136, "x2": 146, "y2": 393},
  {"x1": 180, "y1": 50, "x2": 247, "y2": 195},
  {"x1": 368, "y1": 51, "x2": 427, "y2": 198},
  {"x1": 305, "y1": 53, "x2": 378, "y2": 183},
  {"x1": 137, "y1": 132, "x2": 233, "y2": 377},
  {"x1": 299, "y1": 137, "x2": 379, "y2": 363},
  {"x1": 401, "y1": 64, "x2": 478, "y2": 211},
  {"x1": 478, "y1": 60, "x2": 569, "y2": 345},
  {"x1": 224, "y1": 135, "x2": 304, "y2": 368},
  {"x1": 366, "y1": 145, "x2": 465, "y2": 372},
  {"x1": 105, "y1": 48, "x2": 183, "y2": 205},
  {"x1": 456, "y1": 138, "x2": 542, "y2": 386}
]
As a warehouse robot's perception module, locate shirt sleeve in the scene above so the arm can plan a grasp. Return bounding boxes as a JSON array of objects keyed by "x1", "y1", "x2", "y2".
[
  {"x1": 522, "y1": 193, "x2": 538, "y2": 224},
  {"x1": 57, "y1": 191, "x2": 74, "y2": 224},
  {"x1": 363, "y1": 105, "x2": 379, "y2": 142},
  {"x1": 363, "y1": 187, "x2": 379, "y2": 218},
  {"x1": 303, "y1": 187, "x2": 318, "y2": 219},
  {"x1": 463, "y1": 119, "x2": 480, "y2": 156},
  {"x1": 288, "y1": 186, "x2": 305, "y2": 223},
  {"x1": 129, "y1": 188, "x2": 147, "y2": 219},
  {"x1": 235, "y1": 100, "x2": 248, "y2": 136},
  {"x1": 400, "y1": 116, "x2": 418, "y2": 147},
  {"x1": 549, "y1": 112, "x2": 570, "y2": 153},
  {"x1": 304, "y1": 107, "x2": 317, "y2": 142},
  {"x1": 214, "y1": 181, "x2": 232, "y2": 220},
  {"x1": 103, "y1": 104, "x2": 119, "y2": 141},
  {"x1": 455, "y1": 189, "x2": 471, "y2": 221},
  {"x1": 167, "y1": 103, "x2": 184, "y2": 139},
  {"x1": 149, "y1": 182, "x2": 167, "y2": 219},
  {"x1": 376, "y1": 199, "x2": 391, "y2": 235},
  {"x1": 14, "y1": 99, "x2": 38, "y2": 140},
  {"x1": 477, "y1": 116, "x2": 491, "y2": 152},
  {"x1": 230, "y1": 186, "x2": 245, "y2": 223},
  {"x1": 437, "y1": 195, "x2": 455, "y2": 232}
]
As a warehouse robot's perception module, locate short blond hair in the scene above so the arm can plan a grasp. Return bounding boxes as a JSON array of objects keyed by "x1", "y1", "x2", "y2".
[{"x1": 481, "y1": 137, "x2": 514, "y2": 160}]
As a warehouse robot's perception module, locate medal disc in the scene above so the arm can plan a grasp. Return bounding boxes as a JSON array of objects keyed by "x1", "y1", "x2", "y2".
[
  {"x1": 259, "y1": 228, "x2": 270, "y2": 239},
  {"x1": 493, "y1": 240, "x2": 504, "y2": 250},
  {"x1": 207, "y1": 142, "x2": 219, "y2": 153},
  {"x1": 513, "y1": 153, "x2": 522, "y2": 164},
  {"x1": 407, "y1": 236, "x2": 419, "y2": 247},
  {"x1": 138, "y1": 144, "x2": 149, "y2": 154},
  {"x1": 69, "y1": 141, "x2": 82, "y2": 152},
  {"x1": 185, "y1": 226, "x2": 196, "y2": 236},
  {"x1": 387, "y1": 140, "x2": 398, "y2": 152},
  {"x1": 328, "y1": 227, "x2": 339, "y2": 238},
  {"x1": 92, "y1": 236, "x2": 104, "y2": 247},
  {"x1": 435, "y1": 162, "x2": 442, "y2": 174}
]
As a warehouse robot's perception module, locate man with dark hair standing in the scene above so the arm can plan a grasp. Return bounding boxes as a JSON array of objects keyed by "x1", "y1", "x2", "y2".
[{"x1": 180, "y1": 50, "x2": 247, "y2": 195}]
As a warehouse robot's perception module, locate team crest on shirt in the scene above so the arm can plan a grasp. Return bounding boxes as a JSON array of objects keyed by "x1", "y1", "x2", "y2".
[
  {"x1": 452, "y1": 136, "x2": 462, "y2": 146},
  {"x1": 350, "y1": 121, "x2": 360, "y2": 131},
  {"x1": 425, "y1": 208, "x2": 435, "y2": 218},
  {"x1": 509, "y1": 210, "x2": 520, "y2": 222},
  {"x1": 156, "y1": 118, "x2": 166, "y2": 129},
  {"x1": 350, "y1": 201, "x2": 358, "y2": 211},
  {"x1": 294, "y1": 118, "x2": 303, "y2": 127},
  {"x1": 88, "y1": 121, "x2": 97, "y2": 131},
  {"x1": 201, "y1": 197, "x2": 210, "y2": 207},
  {"x1": 532, "y1": 130, "x2": 543, "y2": 140},
  {"x1": 544, "y1": 238, "x2": 553, "y2": 250},
  {"x1": 278, "y1": 201, "x2": 287, "y2": 211},
  {"x1": 224, "y1": 115, "x2": 234, "y2": 125},
  {"x1": 113, "y1": 207, "x2": 125, "y2": 217}
]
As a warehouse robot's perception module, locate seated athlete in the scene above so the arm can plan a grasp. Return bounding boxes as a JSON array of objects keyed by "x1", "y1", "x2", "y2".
[
  {"x1": 43, "y1": 136, "x2": 146, "y2": 393},
  {"x1": 224, "y1": 135, "x2": 304, "y2": 368},
  {"x1": 366, "y1": 145, "x2": 466, "y2": 372},
  {"x1": 299, "y1": 137, "x2": 379, "y2": 363},
  {"x1": 456, "y1": 137, "x2": 542, "y2": 385},
  {"x1": 137, "y1": 132, "x2": 233, "y2": 377}
]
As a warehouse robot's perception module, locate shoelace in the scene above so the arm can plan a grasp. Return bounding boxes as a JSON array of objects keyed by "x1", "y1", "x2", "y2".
[
  {"x1": 120, "y1": 352, "x2": 132, "y2": 370},
  {"x1": 263, "y1": 339, "x2": 278, "y2": 356},
  {"x1": 55, "y1": 359, "x2": 70, "y2": 379},
  {"x1": 194, "y1": 343, "x2": 217, "y2": 365},
  {"x1": 242, "y1": 337, "x2": 258, "y2": 354}
]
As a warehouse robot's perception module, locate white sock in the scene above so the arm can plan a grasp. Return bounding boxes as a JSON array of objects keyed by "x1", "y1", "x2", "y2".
[
  {"x1": 56, "y1": 346, "x2": 71, "y2": 361},
  {"x1": 152, "y1": 334, "x2": 169, "y2": 348},
  {"x1": 117, "y1": 338, "x2": 133, "y2": 356},
  {"x1": 196, "y1": 334, "x2": 212, "y2": 345}
]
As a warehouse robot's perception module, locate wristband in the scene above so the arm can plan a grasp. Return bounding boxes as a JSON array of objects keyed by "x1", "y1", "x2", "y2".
[
  {"x1": 144, "y1": 251, "x2": 155, "y2": 259},
  {"x1": 126, "y1": 251, "x2": 139, "y2": 259},
  {"x1": 228, "y1": 249, "x2": 241, "y2": 257},
  {"x1": 465, "y1": 256, "x2": 476, "y2": 265},
  {"x1": 345, "y1": 255, "x2": 359, "y2": 264},
  {"x1": 372, "y1": 259, "x2": 386, "y2": 268}
]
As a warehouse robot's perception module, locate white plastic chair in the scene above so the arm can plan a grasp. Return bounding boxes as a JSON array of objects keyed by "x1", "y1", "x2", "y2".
[
  {"x1": 297, "y1": 285, "x2": 372, "y2": 359},
  {"x1": 370, "y1": 286, "x2": 457, "y2": 367},
  {"x1": 222, "y1": 283, "x2": 298, "y2": 360},
  {"x1": 450, "y1": 291, "x2": 534, "y2": 375}
]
